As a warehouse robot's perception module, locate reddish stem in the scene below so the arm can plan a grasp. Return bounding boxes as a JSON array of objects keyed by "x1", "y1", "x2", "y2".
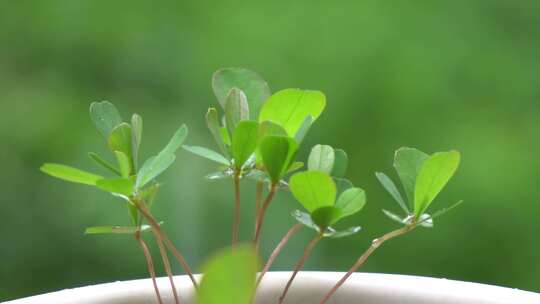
[
  {"x1": 135, "y1": 231, "x2": 163, "y2": 304},
  {"x1": 254, "y1": 181, "x2": 264, "y2": 233},
  {"x1": 278, "y1": 233, "x2": 323, "y2": 304},
  {"x1": 256, "y1": 223, "x2": 302, "y2": 287},
  {"x1": 232, "y1": 171, "x2": 241, "y2": 246},
  {"x1": 253, "y1": 184, "x2": 277, "y2": 248},
  {"x1": 319, "y1": 225, "x2": 414, "y2": 304}
]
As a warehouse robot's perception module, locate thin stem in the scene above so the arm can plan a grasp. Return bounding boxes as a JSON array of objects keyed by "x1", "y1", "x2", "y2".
[
  {"x1": 232, "y1": 171, "x2": 241, "y2": 246},
  {"x1": 254, "y1": 181, "x2": 264, "y2": 233},
  {"x1": 253, "y1": 184, "x2": 277, "y2": 247},
  {"x1": 134, "y1": 231, "x2": 164, "y2": 304},
  {"x1": 256, "y1": 223, "x2": 302, "y2": 287},
  {"x1": 150, "y1": 224, "x2": 181, "y2": 304},
  {"x1": 278, "y1": 233, "x2": 323, "y2": 304},
  {"x1": 319, "y1": 225, "x2": 415, "y2": 304},
  {"x1": 134, "y1": 200, "x2": 198, "y2": 289}
]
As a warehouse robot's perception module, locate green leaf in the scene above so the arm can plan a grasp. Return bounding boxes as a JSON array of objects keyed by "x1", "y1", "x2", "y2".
[
  {"x1": 197, "y1": 244, "x2": 259, "y2": 304},
  {"x1": 231, "y1": 121, "x2": 259, "y2": 169},
  {"x1": 291, "y1": 210, "x2": 320, "y2": 232},
  {"x1": 131, "y1": 114, "x2": 143, "y2": 170},
  {"x1": 256, "y1": 120, "x2": 287, "y2": 167},
  {"x1": 96, "y1": 178, "x2": 134, "y2": 196},
  {"x1": 259, "y1": 89, "x2": 326, "y2": 137},
  {"x1": 414, "y1": 151, "x2": 461, "y2": 216},
  {"x1": 375, "y1": 172, "x2": 409, "y2": 214},
  {"x1": 140, "y1": 182, "x2": 161, "y2": 210},
  {"x1": 286, "y1": 161, "x2": 304, "y2": 174},
  {"x1": 115, "y1": 151, "x2": 131, "y2": 178},
  {"x1": 205, "y1": 170, "x2": 235, "y2": 180},
  {"x1": 393, "y1": 147, "x2": 429, "y2": 205},
  {"x1": 85, "y1": 224, "x2": 152, "y2": 235},
  {"x1": 307, "y1": 144, "x2": 335, "y2": 174},
  {"x1": 259, "y1": 136, "x2": 298, "y2": 183},
  {"x1": 294, "y1": 115, "x2": 312, "y2": 143},
  {"x1": 382, "y1": 209, "x2": 406, "y2": 225},
  {"x1": 212, "y1": 67, "x2": 271, "y2": 119},
  {"x1": 88, "y1": 152, "x2": 121, "y2": 176},
  {"x1": 430, "y1": 200, "x2": 463, "y2": 220},
  {"x1": 220, "y1": 127, "x2": 231, "y2": 146},
  {"x1": 331, "y1": 149, "x2": 348, "y2": 178},
  {"x1": 206, "y1": 108, "x2": 229, "y2": 157},
  {"x1": 183, "y1": 145, "x2": 230, "y2": 165},
  {"x1": 334, "y1": 177, "x2": 353, "y2": 195},
  {"x1": 41, "y1": 163, "x2": 102, "y2": 186},
  {"x1": 108, "y1": 123, "x2": 133, "y2": 171},
  {"x1": 225, "y1": 88, "x2": 249, "y2": 135},
  {"x1": 128, "y1": 203, "x2": 139, "y2": 226},
  {"x1": 311, "y1": 206, "x2": 342, "y2": 229},
  {"x1": 89, "y1": 101, "x2": 123, "y2": 138},
  {"x1": 326, "y1": 226, "x2": 362, "y2": 238},
  {"x1": 289, "y1": 171, "x2": 336, "y2": 212},
  {"x1": 136, "y1": 124, "x2": 188, "y2": 188},
  {"x1": 335, "y1": 187, "x2": 366, "y2": 219}
]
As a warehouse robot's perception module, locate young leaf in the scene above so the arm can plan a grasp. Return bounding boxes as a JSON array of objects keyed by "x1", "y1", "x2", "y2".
[
  {"x1": 326, "y1": 226, "x2": 362, "y2": 238},
  {"x1": 206, "y1": 108, "x2": 229, "y2": 157},
  {"x1": 96, "y1": 178, "x2": 134, "y2": 196},
  {"x1": 334, "y1": 177, "x2": 353, "y2": 195},
  {"x1": 225, "y1": 88, "x2": 249, "y2": 135},
  {"x1": 41, "y1": 163, "x2": 102, "y2": 186},
  {"x1": 430, "y1": 200, "x2": 464, "y2": 220},
  {"x1": 115, "y1": 151, "x2": 131, "y2": 178},
  {"x1": 393, "y1": 147, "x2": 429, "y2": 205},
  {"x1": 131, "y1": 114, "x2": 143, "y2": 170},
  {"x1": 382, "y1": 209, "x2": 406, "y2": 224},
  {"x1": 331, "y1": 149, "x2": 348, "y2": 178},
  {"x1": 286, "y1": 161, "x2": 304, "y2": 174},
  {"x1": 231, "y1": 121, "x2": 259, "y2": 169},
  {"x1": 183, "y1": 145, "x2": 230, "y2": 165},
  {"x1": 259, "y1": 89, "x2": 326, "y2": 137},
  {"x1": 414, "y1": 151, "x2": 461, "y2": 216},
  {"x1": 89, "y1": 101, "x2": 123, "y2": 138},
  {"x1": 108, "y1": 123, "x2": 133, "y2": 170},
  {"x1": 289, "y1": 171, "x2": 336, "y2": 212},
  {"x1": 220, "y1": 127, "x2": 231, "y2": 146},
  {"x1": 335, "y1": 187, "x2": 366, "y2": 219},
  {"x1": 311, "y1": 206, "x2": 342, "y2": 229},
  {"x1": 197, "y1": 244, "x2": 259, "y2": 304},
  {"x1": 88, "y1": 152, "x2": 121, "y2": 176},
  {"x1": 85, "y1": 224, "x2": 152, "y2": 235},
  {"x1": 375, "y1": 171, "x2": 409, "y2": 214},
  {"x1": 294, "y1": 115, "x2": 313, "y2": 143},
  {"x1": 212, "y1": 67, "x2": 271, "y2": 119},
  {"x1": 255, "y1": 120, "x2": 287, "y2": 166},
  {"x1": 291, "y1": 210, "x2": 320, "y2": 232},
  {"x1": 259, "y1": 136, "x2": 298, "y2": 183},
  {"x1": 136, "y1": 125, "x2": 188, "y2": 188},
  {"x1": 307, "y1": 144, "x2": 335, "y2": 174}
]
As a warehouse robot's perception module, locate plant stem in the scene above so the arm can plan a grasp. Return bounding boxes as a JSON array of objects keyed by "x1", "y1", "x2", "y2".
[
  {"x1": 151, "y1": 224, "x2": 181, "y2": 304},
  {"x1": 134, "y1": 231, "x2": 164, "y2": 304},
  {"x1": 232, "y1": 171, "x2": 241, "y2": 246},
  {"x1": 278, "y1": 233, "x2": 323, "y2": 304},
  {"x1": 254, "y1": 181, "x2": 264, "y2": 233},
  {"x1": 256, "y1": 223, "x2": 302, "y2": 287},
  {"x1": 319, "y1": 225, "x2": 415, "y2": 304},
  {"x1": 253, "y1": 184, "x2": 277, "y2": 248},
  {"x1": 134, "y1": 200, "x2": 198, "y2": 289}
]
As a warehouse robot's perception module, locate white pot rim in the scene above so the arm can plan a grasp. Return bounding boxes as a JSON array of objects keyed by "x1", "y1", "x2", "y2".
[{"x1": 4, "y1": 272, "x2": 540, "y2": 304}]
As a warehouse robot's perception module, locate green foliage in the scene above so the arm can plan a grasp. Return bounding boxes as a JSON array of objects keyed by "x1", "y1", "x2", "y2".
[
  {"x1": 96, "y1": 178, "x2": 134, "y2": 196},
  {"x1": 259, "y1": 135, "x2": 298, "y2": 183},
  {"x1": 136, "y1": 124, "x2": 188, "y2": 188},
  {"x1": 311, "y1": 206, "x2": 342, "y2": 229},
  {"x1": 375, "y1": 171, "x2": 408, "y2": 214},
  {"x1": 212, "y1": 67, "x2": 271, "y2": 119},
  {"x1": 108, "y1": 123, "x2": 134, "y2": 172},
  {"x1": 331, "y1": 149, "x2": 348, "y2": 178},
  {"x1": 414, "y1": 151, "x2": 461, "y2": 216},
  {"x1": 335, "y1": 187, "x2": 366, "y2": 218},
  {"x1": 393, "y1": 147, "x2": 429, "y2": 206},
  {"x1": 131, "y1": 114, "x2": 143, "y2": 170},
  {"x1": 89, "y1": 101, "x2": 123, "y2": 138},
  {"x1": 231, "y1": 121, "x2": 259, "y2": 170},
  {"x1": 40, "y1": 163, "x2": 102, "y2": 186},
  {"x1": 289, "y1": 171, "x2": 336, "y2": 212},
  {"x1": 114, "y1": 151, "x2": 131, "y2": 178},
  {"x1": 197, "y1": 245, "x2": 259, "y2": 304},
  {"x1": 85, "y1": 224, "x2": 153, "y2": 235},
  {"x1": 307, "y1": 144, "x2": 335, "y2": 174},
  {"x1": 225, "y1": 88, "x2": 249, "y2": 135},
  {"x1": 206, "y1": 107, "x2": 229, "y2": 157},
  {"x1": 88, "y1": 152, "x2": 121, "y2": 176},
  {"x1": 183, "y1": 145, "x2": 230, "y2": 165},
  {"x1": 259, "y1": 89, "x2": 325, "y2": 137}
]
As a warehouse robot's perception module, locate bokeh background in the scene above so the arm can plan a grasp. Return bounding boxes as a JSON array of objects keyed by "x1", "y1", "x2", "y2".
[{"x1": 1, "y1": 0, "x2": 540, "y2": 301}]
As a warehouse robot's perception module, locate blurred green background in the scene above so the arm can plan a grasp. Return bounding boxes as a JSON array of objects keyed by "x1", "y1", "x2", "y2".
[{"x1": 1, "y1": 0, "x2": 540, "y2": 301}]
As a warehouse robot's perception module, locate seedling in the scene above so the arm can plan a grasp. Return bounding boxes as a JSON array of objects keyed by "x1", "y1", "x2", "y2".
[
  {"x1": 40, "y1": 67, "x2": 462, "y2": 304},
  {"x1": 41, "y1": 101, "x2": 196, "y2": 304}
]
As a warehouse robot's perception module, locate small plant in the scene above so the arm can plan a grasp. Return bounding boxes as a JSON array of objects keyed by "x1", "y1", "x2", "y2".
[{"x1": 41, "y1": 67, "x2": 461, "y2": 304}]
